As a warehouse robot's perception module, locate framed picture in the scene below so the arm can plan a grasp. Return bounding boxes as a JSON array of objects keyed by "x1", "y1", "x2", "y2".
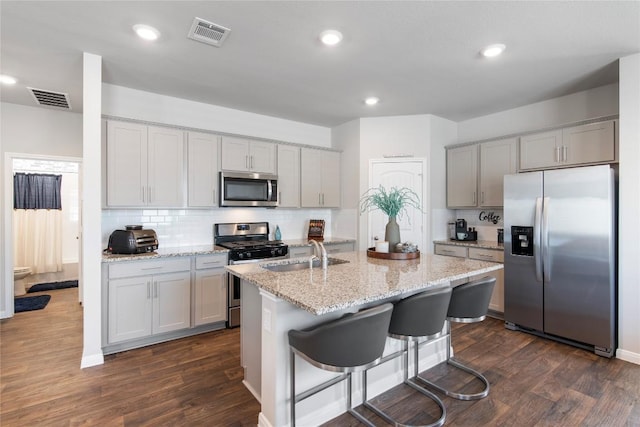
[{"x1": 307, "y1": 219, "x2": 325, "y2": 241}]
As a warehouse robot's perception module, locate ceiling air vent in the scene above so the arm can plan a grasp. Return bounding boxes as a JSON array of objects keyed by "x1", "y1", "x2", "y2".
[
  {"x1": 187, "y1": 17, "x2": 230, "y2": 47},
  {"x1": 27, "y1": 87, "x2": 71, "y2": 110}
]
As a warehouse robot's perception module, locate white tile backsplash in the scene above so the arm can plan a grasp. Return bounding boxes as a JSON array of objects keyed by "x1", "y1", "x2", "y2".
[{"x1": 102, "y1": 208, "x2": 335, "y2": 248}]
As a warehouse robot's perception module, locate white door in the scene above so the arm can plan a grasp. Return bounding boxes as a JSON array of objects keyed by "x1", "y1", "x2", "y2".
[{"x1": 369, "y1": 160, "x2": 426, "y2": 252}]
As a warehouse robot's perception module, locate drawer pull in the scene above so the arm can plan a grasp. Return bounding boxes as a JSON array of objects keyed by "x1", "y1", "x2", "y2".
[
  {"x1": 202, "y1": 261, "x2": 223, "y2": 266},
  {"x1": 141, "y1": 266, "x2": 163, "y2": 270},
  {"x1": 440, "y1": 249, "x2": 455, "y2": 254}
]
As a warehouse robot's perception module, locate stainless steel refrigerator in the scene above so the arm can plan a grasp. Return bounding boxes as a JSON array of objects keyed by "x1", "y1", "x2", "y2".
[{"x1": 503, "y1": 165, "x2": 616, "y2": 357}]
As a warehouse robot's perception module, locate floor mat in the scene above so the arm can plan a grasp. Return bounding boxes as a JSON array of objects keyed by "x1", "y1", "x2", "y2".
[
  {"x1": 27, "y1": 280, "x2": 78, "y2": 293},
  {"x1": 15, "y1": 295, "x2": 51, "y2": 312}
]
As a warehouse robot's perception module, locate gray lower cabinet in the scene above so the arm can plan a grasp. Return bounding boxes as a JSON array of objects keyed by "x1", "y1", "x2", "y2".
[
  {"x1": 288, "y1": 241, "x2": 355, "y2": 258},
  {"x1": 193, "y1": 254, "x2": 227, "y2": 326},
  {"x1": 105, "y1": 254, "x2": 228, "y2": 352},
  {"x1": 434, "y1": 243, "x2": 504, "y2": 314}
]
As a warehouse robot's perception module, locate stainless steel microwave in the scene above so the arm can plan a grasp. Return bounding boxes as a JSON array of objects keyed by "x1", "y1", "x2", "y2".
[{"x1": 219, "y1": 171, "x2": 278, "y2": 207}]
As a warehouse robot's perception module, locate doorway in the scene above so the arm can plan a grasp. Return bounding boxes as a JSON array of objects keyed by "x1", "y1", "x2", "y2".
[
  {"x1": 368, "y1": 158, "x2": 428, "y2": 252},
  {"x1": 4, "y1": 153, "x2": 82, "y2": 316}
]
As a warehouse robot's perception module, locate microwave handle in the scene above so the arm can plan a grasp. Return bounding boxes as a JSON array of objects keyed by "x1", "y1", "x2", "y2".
[{"x1": 267, "y1": 179, "x2": 273, "y2": 201}]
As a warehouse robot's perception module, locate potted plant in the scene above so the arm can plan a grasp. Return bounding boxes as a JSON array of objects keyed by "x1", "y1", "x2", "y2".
[{"x1": 359, "y1": 186, "x2": 422, "y2": 250}]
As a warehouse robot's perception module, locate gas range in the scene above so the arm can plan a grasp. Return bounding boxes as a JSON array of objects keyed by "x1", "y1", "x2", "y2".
[
  {"x1": 214, "y1": 222, "x2": 289, "y2": 262},
  {"x1": 214, "y1": 221, "x2": 289, "y2": 329}
]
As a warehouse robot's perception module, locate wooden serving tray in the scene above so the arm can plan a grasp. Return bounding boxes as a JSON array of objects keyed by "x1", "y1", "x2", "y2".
[{"x1": 367, "y1": 248, "x2": 420, "y2": 260}]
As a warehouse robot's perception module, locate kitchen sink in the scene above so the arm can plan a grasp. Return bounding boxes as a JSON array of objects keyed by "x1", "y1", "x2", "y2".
[{"x1": 262, "y1": 257, "x2": 349, "y2": 272}]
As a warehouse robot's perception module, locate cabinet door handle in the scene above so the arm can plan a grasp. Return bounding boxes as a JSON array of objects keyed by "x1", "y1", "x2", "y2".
[
  {"x1": 318, "y1": 193, "x2": 321, "y2": 205},
  {"x1": 147, "y1": 281, "x2": 151, "y2": 299},
  {"x1": 245, "y1": 155, "x2": 249, "y2": 169},
  {"x1": 321, "y1": 193, "x2": 325, "y2": 205},
  {"x1": 481, "y1": 191, "x2": 485, "y2": 204},
  {"x1": 142, "y1": 186, "x2": 145, "y2": 203},
  {"x1": 562, "y1": 146, "x2": 568, "y2": 162},
  {"x1": 278, "y1": 191, "x2": 282, "y2": 203},
  {"x1": 555, "y1": 146, "x2": 560, "y2": 163},
  {"x1": 473, "y1": 191, "x2": 476, "y2": 205},
  {"x1": 148, "y1": 186, "x2": 152, "y2": 204},
  {"x1": 250, "y1": 156, "x2": 254, "y2": 169}
]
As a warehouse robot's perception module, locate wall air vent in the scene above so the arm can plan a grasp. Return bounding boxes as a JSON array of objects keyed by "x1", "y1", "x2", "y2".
[
  {"x1": 187, "y1": 17, "x2": 231, "y2": 47},
  {"x1": 27, "y1": 87, "x2": 71, "y2": 110}
]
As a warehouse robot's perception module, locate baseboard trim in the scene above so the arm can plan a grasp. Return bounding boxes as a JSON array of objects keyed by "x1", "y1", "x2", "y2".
[
  {"x1": 616, "y1": 348, "x2": 640, "y2": 365},
  {"x1": 81, "y1": 352, "x2": 104, "y2": 368}
]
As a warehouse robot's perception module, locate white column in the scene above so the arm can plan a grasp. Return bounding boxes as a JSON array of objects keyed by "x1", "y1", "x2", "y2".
[
  {"x1": 617, "y1": 53, "x2": 640, "y2": 365},
  {"x1": 81, "y1": 52, "x2": 104, "y2": 368}
]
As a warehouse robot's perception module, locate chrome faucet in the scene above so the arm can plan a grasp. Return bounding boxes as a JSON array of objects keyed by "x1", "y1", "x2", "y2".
[{"x1": 309, "y1": 240, "x2": 328, "y2": 269}]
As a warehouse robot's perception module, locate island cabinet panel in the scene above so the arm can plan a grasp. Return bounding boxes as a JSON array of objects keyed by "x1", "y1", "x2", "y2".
[
  {"x1": 221, "y1": 136, "x2": 276, "y2": 174},
  {"x1": 277, "y1": 144, "x2": 301, "y2": 208},
  {"x1": 300, "y1": 148, "x2": 341, "y2": 208},
  {"x1": 106, "y1": 120, "x2": 185, "y2": 207},
  {"x1": 447, "y1": 144, "x2": 478, "y2": 208},
  {"x1": 479, "y1": 138, "x2": 517, "y2": 207},
  {"x1": 194, "y1": 254, "x2": 228, "y2": 326},
  {"x1": 188, "y1": 132, "x2": 219, "y2": 207}
]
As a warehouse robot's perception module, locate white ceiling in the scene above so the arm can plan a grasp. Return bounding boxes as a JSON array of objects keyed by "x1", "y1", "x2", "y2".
[{"x1": 1, "y1": 1, "x2": 639, "y2": 127}]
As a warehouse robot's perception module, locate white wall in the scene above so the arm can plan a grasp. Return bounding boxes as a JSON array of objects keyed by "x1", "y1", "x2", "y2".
[
  {"x1": 1, "y1": 103, "x2": 82, "y2": 156},
  {"x1": 102, "y1": 84, "x2": 331, "y2": 148},
  {"x1": 617, "y1": 53, "x2": 640, "y2": 364},
  {"x1": 1, "y1": 103, "x2": 82, "y2": 318},
  {"x1": 457, "y1": 83, "x2": 619, "y2": 143},
  {"x1": 428, "y1": 116, "x2": 458, "y2": 241},
  {"x1": 331, "y1": 120, "x2": 360, "y2": 239},
  {"x1": 357, "y1": 115, "x2": 433, "y2": 251}
]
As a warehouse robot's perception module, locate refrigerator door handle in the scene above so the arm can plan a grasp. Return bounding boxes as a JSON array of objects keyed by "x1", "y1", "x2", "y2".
[
  {"x1": 534, "y1": 197, "x2": 543, "y2": 282},
  {"x1": 542, "y1": 196, "x2": 551, "y2": 282}
]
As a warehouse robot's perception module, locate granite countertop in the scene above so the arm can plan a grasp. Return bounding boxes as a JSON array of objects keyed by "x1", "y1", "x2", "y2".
[
  {"x1": 102, "y1": 245, "x2": 229, "y2": 263},
  {"x1": 433, "y1": 239, "x2": 504, "y2": 250},
  {"x1": 226, "y1": 251, "x2": 503, "y2": 315},
  {"x1": 102, "y1": 238, "x2": 356, "y2": 263},
  {"x1": 285, "y1": 237, "x2": 356, "y2": 247}
]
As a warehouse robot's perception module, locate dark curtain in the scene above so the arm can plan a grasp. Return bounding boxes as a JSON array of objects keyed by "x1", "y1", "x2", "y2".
[{"x1": 13, "y1": 173, "x2": 62, "y2": 210}]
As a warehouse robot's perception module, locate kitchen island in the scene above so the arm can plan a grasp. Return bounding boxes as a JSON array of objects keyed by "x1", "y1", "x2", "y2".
[{"x1": 226, "y1": 251, "x2": 503, "y2": 427}]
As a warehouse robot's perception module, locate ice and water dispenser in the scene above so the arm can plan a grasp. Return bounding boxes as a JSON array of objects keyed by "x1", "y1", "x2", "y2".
[{"x1": 511, "y1": 226, "x2": 534, "y2": 256}]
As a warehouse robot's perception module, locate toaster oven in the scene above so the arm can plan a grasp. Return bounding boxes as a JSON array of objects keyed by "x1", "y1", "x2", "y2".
[{"x1": 108, "y1": 228, "x2": 158, "y2": 254}]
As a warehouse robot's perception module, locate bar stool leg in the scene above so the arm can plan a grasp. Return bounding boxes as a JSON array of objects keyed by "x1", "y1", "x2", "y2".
[
  {"x1": 363, "y1": 340, "x2": 446, "y2": 427},
  {"x1": 415, "y1": 321, "x2": 490, "y2": 401}
]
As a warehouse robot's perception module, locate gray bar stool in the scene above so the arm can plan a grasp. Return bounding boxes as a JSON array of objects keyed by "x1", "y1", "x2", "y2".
[
  {"x1": 362, "y1": 287, "x2": 451, "y2": 427},
  {"x1": 417, "y1": 276, "x2": 496, "y2": 401},
  {"x1": 288, "y1": 303, "x2": 394, "y2": 427}
]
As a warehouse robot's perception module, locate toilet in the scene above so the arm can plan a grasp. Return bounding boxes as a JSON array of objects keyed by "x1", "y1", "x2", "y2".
[{"x1": 14, "y1": 266, "x2": 32, "y2": 296}]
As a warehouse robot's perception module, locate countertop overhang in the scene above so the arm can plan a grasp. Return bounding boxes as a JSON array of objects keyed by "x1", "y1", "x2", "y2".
[{"x1": 226, "y1": 251, "x2": 503, "y2": 315}]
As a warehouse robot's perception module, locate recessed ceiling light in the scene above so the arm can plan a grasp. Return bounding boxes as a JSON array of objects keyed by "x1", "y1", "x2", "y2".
[
  {"x1": 364, "y1": 97, "x2": 379, "y2": 106},
  {"x1": 320, "y1": 30, "x2": 343, "y2": 46},
  {"x1": 481, "y1": 44, "x2": 506, "y2": 58},
  {"x1": 133, "y1": 24, "x2": 161, "y2": 41},
  {"x1": 0, "y1": 75, "x2": 17, "y2": 85}
]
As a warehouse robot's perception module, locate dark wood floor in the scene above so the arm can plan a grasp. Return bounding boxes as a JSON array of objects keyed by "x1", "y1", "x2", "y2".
[{"x1": 2, "y1": 287, "x2": 639, "y2": 426}]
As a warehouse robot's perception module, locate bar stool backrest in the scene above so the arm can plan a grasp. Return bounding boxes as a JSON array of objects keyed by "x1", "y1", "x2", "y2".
[
  {"x1": 447, "y1": 276, "x2": 496, "y2": 321},
  {"x1": 389, "y1": 287, "x2": 452, "y2": 338},
  {"x1": 288, "y1": 303, "x2": 393, "y2": 370}
]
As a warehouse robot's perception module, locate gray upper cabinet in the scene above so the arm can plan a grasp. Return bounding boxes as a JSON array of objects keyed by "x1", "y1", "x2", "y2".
[
  {"x1": 277, "y1": 144, "x2": 301, "y2": 208},
  {"x1": 106, "y1": 121, "x2": 185, "y2": 207},
  {"x1": 187, "y1": 132, "x2": 219, "y2": 208},
  {"x1": 221, "y1": 136, "x2": 276, "y2": 174},
  {"x1": 520, "y1": 120, "x2": 615, "y2": 170},
  {"x1": 301, "y1": 148, "x2": 341, "y2": 208},
  {"x1": 479, "y1": 138, "x2": 517, "y2": 207},
  {"x1": 447, "y1": 144, "x2": 478, "y2": 208}
]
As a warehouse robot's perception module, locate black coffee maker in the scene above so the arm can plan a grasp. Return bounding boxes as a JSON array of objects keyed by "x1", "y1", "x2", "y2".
[{"x1": 455, "y1": 219, "x2": 478, "y2": 241}]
